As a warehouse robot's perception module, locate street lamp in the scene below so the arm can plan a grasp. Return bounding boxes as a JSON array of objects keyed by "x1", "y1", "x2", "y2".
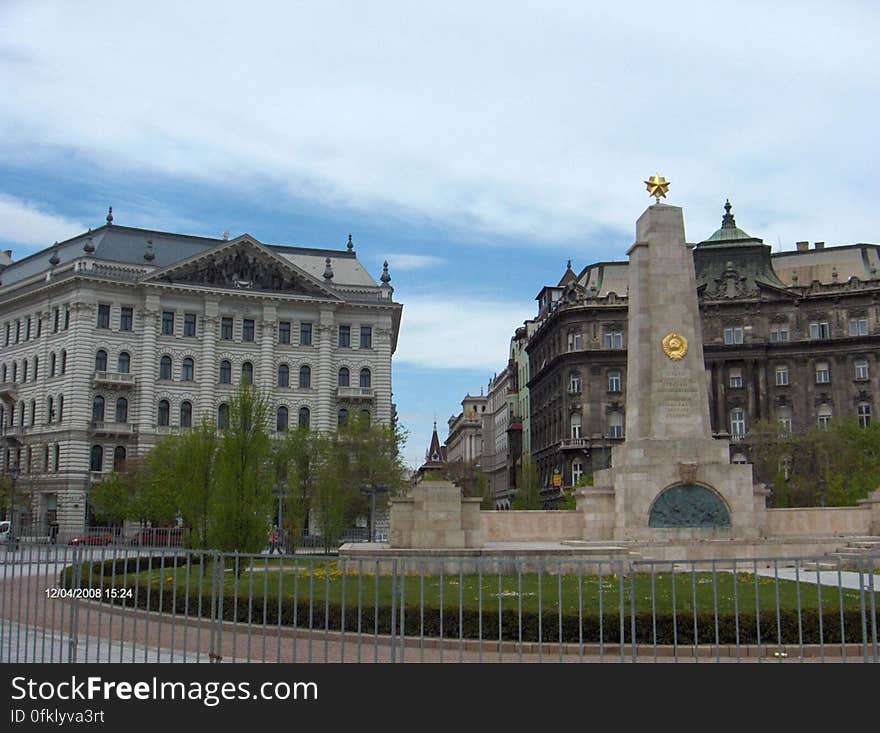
[
  {"x1": 7, "y1": 464, "x2": 18, "y2": 552},
  {"x1": 360, "y1": 484, "x2": 388, "y2": 542}
]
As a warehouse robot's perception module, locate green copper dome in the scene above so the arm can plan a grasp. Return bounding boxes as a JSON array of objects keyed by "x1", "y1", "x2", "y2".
[{"x1": 702, "y1": 200, "x2": 759, "y2": 243}]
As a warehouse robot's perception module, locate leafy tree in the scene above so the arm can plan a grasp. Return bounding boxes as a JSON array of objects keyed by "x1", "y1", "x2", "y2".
[
  {"x1": 128, "y1": 442, "x2": 182, "y2": 525},
  {"x1": 512, "y1": 458, "x2": 542, "y2": 509},
  {"x1": 175, "y1": 417, "x2": 219, "y2": 549},
  {"x1": 90, "y1": 472, "x2": 132, "y2": 525},
  {"x1": 310, "y1": 431, "x2": 355, "y2": 553},
  {"x1": 209, "y1": 381, "x2": 273, "y2": 553},
  {"x1": 276, "y1": 426, "x2": 320, "y2": 548}
]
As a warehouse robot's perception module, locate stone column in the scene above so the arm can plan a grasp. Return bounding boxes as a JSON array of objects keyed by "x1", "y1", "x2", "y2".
[
  {"x1": 198, "y1": 297, "x2": 219, "y2": 424},
  {"x1": 137, "y1": 294, "x2": 160, "y2": 446},
  {"x1": 373, "y1": 317, "x2": 394, "y2": 424},
  {"x1": 316, "y1": 306, "x2": 335, "y2": 431}
]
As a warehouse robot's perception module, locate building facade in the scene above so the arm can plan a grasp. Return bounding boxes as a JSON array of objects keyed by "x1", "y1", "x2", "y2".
[
  {"x1": 445, "y1": 394, "x2": 486, "y2": 466},
  {"x1": 0, "y1": 214, "x2": 402, "y2": 536},
  {"x1": 527, "y1": 204, "x2": 880, "y2": 502}
]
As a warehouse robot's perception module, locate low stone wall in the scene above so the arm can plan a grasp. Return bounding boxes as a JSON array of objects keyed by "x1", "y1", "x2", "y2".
[
  {"x1": 764, "y1": 507, "x2": 871, "y2": 537},
  {"x1": 481, "y1": 511, "x2": 582, "y2": 541}
]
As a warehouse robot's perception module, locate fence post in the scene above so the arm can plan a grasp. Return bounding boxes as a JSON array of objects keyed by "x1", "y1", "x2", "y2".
[
  {"x1": 209, "y1": 551, "x2": 222, "y2": 663},
  {"x1": 67, "y1": 545, "x2": 83, "y2": 663},
  {"x1": 390, "y1": 558, "x2": 398, "y2": 663}
]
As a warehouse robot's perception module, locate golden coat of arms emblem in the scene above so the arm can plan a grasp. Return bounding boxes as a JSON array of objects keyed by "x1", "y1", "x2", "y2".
[{"x1": 662, "y1": 332, "x2": 688, "y2": 360}]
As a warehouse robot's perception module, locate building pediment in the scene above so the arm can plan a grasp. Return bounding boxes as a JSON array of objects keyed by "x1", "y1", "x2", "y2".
[{"x1": 142, "y1": 235, "x2": 338, "y2": 298}]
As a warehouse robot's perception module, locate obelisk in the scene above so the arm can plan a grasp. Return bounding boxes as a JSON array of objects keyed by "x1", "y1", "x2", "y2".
[{"x1": 578, "y1": 176, "x2": 767, "y2": 541}]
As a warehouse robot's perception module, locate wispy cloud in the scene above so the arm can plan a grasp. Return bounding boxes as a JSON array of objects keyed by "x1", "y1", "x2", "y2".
[
  {"x1": 0, "y1": 3, "x2": 877, "y2": 249},
  {"x1": 396, "y1": 292, "x2": 533, "y2": 371},
  {"x1": 0, "y1": 195, "x2": 85, "y2": 252},
  {"x1": 382, "y1": 253, "x2": 446, "y2": 271}
]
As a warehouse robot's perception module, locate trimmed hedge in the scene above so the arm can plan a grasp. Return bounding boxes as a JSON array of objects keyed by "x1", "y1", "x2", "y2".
[{"x1": 65, "y1": 563, "x2": 877, "y2": 645}]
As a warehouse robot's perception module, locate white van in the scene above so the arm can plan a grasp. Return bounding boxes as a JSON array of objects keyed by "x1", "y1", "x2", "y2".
[{"x1": 0, "y1": 520, "x2": 10, "y2": 544}]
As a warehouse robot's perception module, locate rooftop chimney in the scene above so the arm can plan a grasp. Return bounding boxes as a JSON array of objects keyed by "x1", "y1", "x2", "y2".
[
  {"x1": 796, "y1": 241, "x2": 809, "y2": 252},
  {"x1": 814, "y1": 241, "x2": 825, "y2": 250}
]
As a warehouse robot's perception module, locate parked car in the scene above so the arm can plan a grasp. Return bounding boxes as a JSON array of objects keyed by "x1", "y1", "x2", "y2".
[
  {"x1": 68, "y1": 532, "x2": 114, "y2": 546},
  {"x1": 0, "y1": 520, "x2": 11, "y2": 545},
  {"x1": 130, "y1": 527, "x2": 185, "y2": 547}
]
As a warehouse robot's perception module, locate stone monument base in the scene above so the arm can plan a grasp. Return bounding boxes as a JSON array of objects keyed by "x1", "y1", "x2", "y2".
[{"x1": 579, "y1": 437, "x2": 769, "y2": 542}]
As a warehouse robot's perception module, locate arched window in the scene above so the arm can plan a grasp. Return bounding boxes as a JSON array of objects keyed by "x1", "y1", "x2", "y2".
[
  {"x1": 337, "y1": 407, "x2": 348, "y2": 427},
  {"x1": 299, "y1": 365, "x2": 311, "y2": 388},
  {"x1": 776, "y1": 405, "x2": 793, "y2": 433},
  {"x1": 158, "y1": 399, "x2": 170, "y2": 427},
  {"x1": 359, "y1": 368, "x2": 371, "y2": 389},
  {"x1": 278, "y1": 364, "x2": 289, "y2": 388},
  {"x1": 298, "y1": 406, "x2": 310, "y2": 430},
  {"x1": 217, "y1": 403, "x2": 229, "y2": 430},
  {"x1": 182, "y1": 357, "x2": 194, "y2": 381},
  {"x1": 58, "y1": 394, "x2": 63, "y2": 422},
  {"x1": 219, "y1": 360, "x2": 232, "y2": 384},
  {"x1": 18, "y1": 400, "x2": 24, "y2": 426},
  {"x1": 46, "y1": 396, "x2": 53, "y2": 423},
  {"x1": 32, "y1": 357, "x2": 38, "y2": 381},
  {"x1": 95, "y1": 350, "x2": 108, "y2": 372},
  {"x1": 159, "y1": 355, "x2": 172, "y2": 380},
  {"x1": 90, "y1": 445, "x2": 103, "y2": 472},
  {"x1": 338, "y1": 367, "x2": 350, "y2": 387},
  {"x1": 118, "y1": 352, "x2": 130, "y2": 373},
  {"x1": 12, "y1": 362, "x2": 17, "y2": 382},
  {"x1": 731, "y1": 452, "x2": 748, "y2": 464},
  {"x1": 276, "y1": 406, "x2": 288, "y2": 432},
  {"x1": 115, "y1": 397, "x2": 128, "y2": 423},
  {"x1": 60, "y1": 350, "x2": 67, "y2": 374},
  {"x1": 22, "y1": 359, "x2": 27, "y2": 383},
  {"x1": 570, "y1": 413, "x2": 582, "y2": 440},
  {"x1": 113, "y1": 446, "x2": 127, "y2": 472},
  {"x1": 180, "y1": 401, "x2": 192, "y2": 428},
  {"x1": 730, "y1": 408, "x2": 747, "y2": 437},
  {"x1": 92, "y1": 395, "x2": 105, "y2": 422},
  {"x1": 49, "y1": 353, "x2": 55, "y2": 377},
  {"x1": 858, "y1": 402, "x2": 872, "y2": 428},
  {"x1": 241, "y1": 361, "x2": 253, "y2": 385},
  {"x1": 608, "y1": 411, "x2": 624, "y2": 439},
  {"x1": 29, "y1": 399, "x2": 35, "y2": 426},
  {"x1": 817, "y1": 403, "x2": 833, "y2": 430}
]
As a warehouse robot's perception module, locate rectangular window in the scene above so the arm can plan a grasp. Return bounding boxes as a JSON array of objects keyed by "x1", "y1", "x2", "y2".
[
  {"x1": 300, "y1": 322, "x2": 313, "y2": 346},
  {"x1": 35, "y1": 317, "x2": 41, "y2": 338},
  {"x1": 608, "y1": 371, "x2": 621, "y2": 393},
  {"x1": 567, "y1": 332, "x2": 582, "y2": 352},
  {"x1": 855, "y1": 360, "x2": 869, "y2": 380},
  {"x1": 360, "y1": 326, "x2": 372, "y2": 349},
  {"x1": 729, "y1": 368, "x2": 743, "y2": 389},
  {"x1": 64, "y1": 308, "x2": 70, "y2": 329},
  {"x1": 338, "y1": 325, "x2": 351, "y2": 348},
  {"x1": 25, "y1": 318, "x2": 31, "y2": 341},
  {"x1": 723, "y1": 326, "x2": 744, "y2": 345},
  {"x1": 809, "y1": 321, "x2": 830, "y2": 339},
  {"x1": 120, "y1": 307, "x2": 133, "y2": 331},
  {"x1": 161, "y1": 311, "x2": 174, "y2": 336},
  {"x1": 849, "y1": 318, "x2": 869, "y2": 337},
  {"x1": 278, "y1": 321, "x2": 291, "y2": 344},
  {"x1": 243, "y1": 318, "x2": 255, "y2": 342},
  {"x1": 221, "y1": 317, "x2": 233, "y2": 340},
  {"x1": 815, "y1": 362, "x2": 830, "y2": 384},
  {"x1": 53, "y1": 308, "x2": 60, "y2": 332},
  {"x1": 603, "y1": 330, "x2": 623, "y2": 349},
  {"x1": 608, "y1": 424, "x2": 624, "y2": 439},
  {"x1": 569, "y1": 373, "x2": 581, "y2": 393},
  {"x1": 15, "y1": 320, "x2": 20, "y2": 342},
  {"x1": 858, "y1": 403, "x2": 872, "y2": 428},
  {"x1": 184, "y1": 313, "x2": 197, "y2": 337},
  {"x1": 4, "y1": 323, "x2": 9, "y2": 346},
  {"x1": 769, "y1": 327, "x2": 790, "y2": 343},
  {"x1": 97, "y1": 304, "x2": 110, "y2": 329},
  {"x1": 775, "y1": 366, "x2": 789, "y2": 386}
]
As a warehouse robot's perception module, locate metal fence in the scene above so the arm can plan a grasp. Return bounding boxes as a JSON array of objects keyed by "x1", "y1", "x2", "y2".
[{"x1": 1, "y1": 545, "x2": 877, "y2": 663}]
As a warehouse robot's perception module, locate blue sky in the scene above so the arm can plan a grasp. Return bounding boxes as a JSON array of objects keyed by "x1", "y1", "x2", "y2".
[{"x1": 1, "y1": 1, "x2": 878, "y2": 466}]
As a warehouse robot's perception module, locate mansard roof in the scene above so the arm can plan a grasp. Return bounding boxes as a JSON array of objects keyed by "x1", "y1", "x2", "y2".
[{"x1": 0, "y1": 223, "x2": 382, "y2": 291}]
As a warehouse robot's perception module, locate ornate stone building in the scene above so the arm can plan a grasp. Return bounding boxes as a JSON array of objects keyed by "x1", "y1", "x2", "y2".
[
  {"x1": 527, "y1": 203, "x2": 880, "y2": 502},
  {"x1": 0, "y1": 212, "x2": 402, "y2": 536},
  {"x1": 445, "y1": 394, "x2": 486, "y2": 466}
]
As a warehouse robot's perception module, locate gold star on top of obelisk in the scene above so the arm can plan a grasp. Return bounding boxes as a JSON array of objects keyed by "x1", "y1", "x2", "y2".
[{"x1": 645, "y1": 173, "x2": 670, "y2": 203}]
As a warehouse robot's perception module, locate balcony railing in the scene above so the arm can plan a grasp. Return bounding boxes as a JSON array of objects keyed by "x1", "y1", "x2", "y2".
[
  {"x1": 0, "y1": 382, "x2": 18, "y2": 401},
  {"x1": 559, "y1": 437, "x2": 590, "y2": 449},
  {"x1": 337, "y1": 386, "x2": 374, "y2": 401},
  {"x1": 93, "y1": 371, "x2": 136, "y2": 388},
  {"x1": 91, "y1": 421, "x2": 136, "y2": 436}
]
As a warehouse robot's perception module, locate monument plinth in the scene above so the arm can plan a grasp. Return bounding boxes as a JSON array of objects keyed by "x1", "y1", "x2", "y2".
[{"x1": 579, "y1": 203, "x2": 768, "y2": 540}]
